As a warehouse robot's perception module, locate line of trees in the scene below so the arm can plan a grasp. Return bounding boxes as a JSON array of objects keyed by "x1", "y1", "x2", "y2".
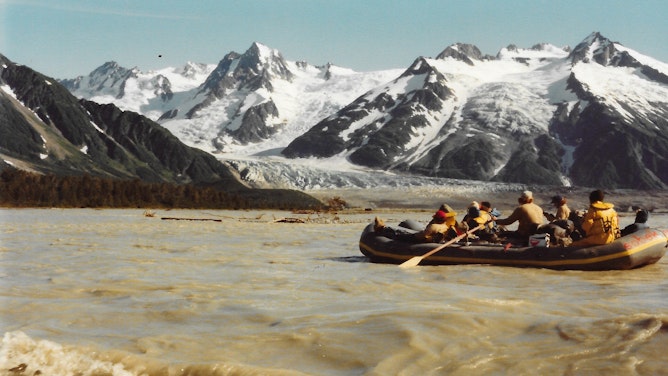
[{"x1": 0, "y1": 168, "x2": 286, "y2": 209}]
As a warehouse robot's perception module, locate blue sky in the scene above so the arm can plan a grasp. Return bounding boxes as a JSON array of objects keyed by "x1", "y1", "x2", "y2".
[{"x1": 1, "y1": 0, "x2": 666, "y2": 79}]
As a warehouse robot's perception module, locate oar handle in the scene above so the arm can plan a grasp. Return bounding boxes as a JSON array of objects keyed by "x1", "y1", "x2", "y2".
[
  {"x1": 423, "y1": 224, "x2": 485, "y2": 258},
  {"x1": 399, "y1": 224, "x2": 485, "y2": 268}
]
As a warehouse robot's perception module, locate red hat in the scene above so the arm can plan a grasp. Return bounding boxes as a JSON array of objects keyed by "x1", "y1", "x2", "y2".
[{"x1": 433, "y1": 210, "x2": 448, "y2": 221}]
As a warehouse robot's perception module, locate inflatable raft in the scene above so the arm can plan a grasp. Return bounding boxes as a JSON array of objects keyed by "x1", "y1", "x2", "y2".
[{"x1": 359, "y1": 221, "x2": 667, "y2": 270}]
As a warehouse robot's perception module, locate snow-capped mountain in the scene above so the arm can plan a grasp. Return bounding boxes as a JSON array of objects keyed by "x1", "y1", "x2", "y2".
[
  {"x1": 60, "y1": 61, "x2": 216, "y2": 120},
  {"x1": 284, "y1": 33, "x2": 668, "y2": 189},
  {"x1": 61, "y1": 43, "x2": 402, "y2": 156},
  {"x1": 0, "y1": 54, "x2": 324, "y2": 208},
  {"x1": 0, "y1": 54, "x2": 242, "y2": 186},
  {"x1": 61, "y1": 33, "x2": 668, "y2": 190}
]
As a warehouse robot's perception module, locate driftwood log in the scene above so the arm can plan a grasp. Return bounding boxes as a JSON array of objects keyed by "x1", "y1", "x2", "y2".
[
  {"x1": 161, "y1": 217, "x2": 222, "y2": 222},
  {"x1": 273, "y1": 217, "x2": 305, "y2": 223}
]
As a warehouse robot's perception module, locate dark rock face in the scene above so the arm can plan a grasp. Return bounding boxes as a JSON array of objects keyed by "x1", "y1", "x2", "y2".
[
  {"x1": 81, "y1": 100, "x2": 244, "y2": 187},
  {"x1": 436, "y1": 43, "x2": 484, "y2": 65},
  {"x1": 0, "y1": 90, "x2": 45, "y2": 162},
  {"x1": 152, "y1": 75, "x2": 173, "y2": 101},
  {"x1": 552, "y1": 101, "x2": 668, "y2": 189},
  {"x1": 198, "y1": 52, "x2": 243, "y2": 100},
  {"x1": 0, "y1": 54, "x2": 245, "y2": 189},
  {"x1": 228, "y1": 100, "x2": 281, "y2": 144}
]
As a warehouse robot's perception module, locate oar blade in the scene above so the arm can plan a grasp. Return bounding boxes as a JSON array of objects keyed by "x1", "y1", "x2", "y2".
[
  {"x1": 396, "y1": 224, "x2": 484, "y2": 269},
  {"x1": 399, "y1": 256, "x2": 423, "y2": 268}
]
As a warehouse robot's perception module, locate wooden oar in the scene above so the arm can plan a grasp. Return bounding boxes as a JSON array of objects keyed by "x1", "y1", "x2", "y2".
[{"x1": 399, "y1": 224, "x2": 485, "y2": 268}]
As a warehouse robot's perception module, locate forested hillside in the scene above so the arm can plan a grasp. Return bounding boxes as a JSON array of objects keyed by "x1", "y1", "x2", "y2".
[{"x1": 0, "y1": 168, "x2": 322, "y2": 210}]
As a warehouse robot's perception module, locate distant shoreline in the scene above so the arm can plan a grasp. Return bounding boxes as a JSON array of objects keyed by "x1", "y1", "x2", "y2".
[{"x1": 307, "y1": 187, "x2": 668, "y2": 214}]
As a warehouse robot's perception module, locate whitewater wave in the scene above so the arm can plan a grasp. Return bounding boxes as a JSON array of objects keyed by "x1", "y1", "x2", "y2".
[{"x1": 0, "y1": 331, "x2": 307, "y2": 376}]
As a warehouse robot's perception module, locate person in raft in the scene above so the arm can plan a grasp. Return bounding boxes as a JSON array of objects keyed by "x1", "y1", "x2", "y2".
[
  {"x1": 495, "y1": 190, "x2": 545, "y2": 241},
  {"x1": 537, "y1": 195, "x2": 575, "y2": 245},
  {"x1": 374, "y1": 209, "x2": 455, "y2": 243},
  {"x1": 429, "y1": 203, "x2": 465, "y2": 240},
  {"x1": 479, "y1": 201, "x2": 500, "y2": 233},
  {"x1": 460, "y1": 201, "x2": 480, "y2": 224},
  {"x1": 429, "y1": 204, "x2": 457, "y2": 226},
  {"x1": 571, "y1": 189, "x2": 620, "y2": 247},
  {"x1": 544, "y1": 195, "x2": 571, "y2": 222},
  {"x1": 461, "y1": 204, "x2": 499, "y2": 242},
  {"x1": 621, "y1": 209, "x2": 649, "y2": 237}
]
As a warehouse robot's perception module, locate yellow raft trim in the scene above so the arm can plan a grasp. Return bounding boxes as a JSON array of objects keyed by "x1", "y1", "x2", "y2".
[{"x1": 359, "y1": 237, "x2": 667, "y2": 267}]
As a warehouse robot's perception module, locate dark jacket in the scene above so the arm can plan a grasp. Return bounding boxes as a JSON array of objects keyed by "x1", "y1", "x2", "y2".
[
  {"x1": 621, "y1": 209, "x2": 649, "y2": 237},
  {"x1": 621, "y1": 222, "x2": 649, "y2": 237}
]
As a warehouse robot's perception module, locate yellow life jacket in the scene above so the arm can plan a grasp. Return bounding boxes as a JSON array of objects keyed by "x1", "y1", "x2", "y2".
[
  {"x1": 479, "y1": 211, "x2": 494, "y2": 231},
  {"x1": 443, "y1": 211, "x2": 457, "y2": 228},
  {"x1": 578, "y1": 201, "x2": 620, "y2": 245}
]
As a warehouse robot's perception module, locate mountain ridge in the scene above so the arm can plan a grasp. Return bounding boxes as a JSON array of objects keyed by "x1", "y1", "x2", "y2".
[
  {"x1": 282, "y1": 32, "x2": 668, "y2": 189},
  {"x1": 0, "y1": 53, "x2": 323, "y2": 209},
  {"x1": 58, "y1": 32, "x2": 668, "y2": 190}
]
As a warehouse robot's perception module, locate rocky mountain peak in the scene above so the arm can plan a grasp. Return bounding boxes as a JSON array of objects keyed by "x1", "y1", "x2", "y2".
[
  {"x1": 401, "y1": 56, "x2": 439, "y2": 77},
  {"x1": 436, "y1": 43, "x2": 483, "y2": 65},
  {"x1": 569, "y1": 31, "x2": 621, "y2": 66},
  {"x1": 322, "y1": 62, "x2": 334, "y2": 80},
  {"x1": 180, "y1": 61, "x2": 210, "y2": 78},
  {"x1": 0, "y1": 53, "x2": 10, "y2": 66},
  {"x1": 242, "y1": 42, "x2": 294, "y2": 82},
  {"x1": 198, "y1": 52, "x2": 241, "y2": 98},
  {"x1": 198, "y1": 42, "x2": 294, "y2": 99},
  {"x1": 0, "y1": 54, "x2": 14, "y2": 79},
  {"x1": 59, "y1": 60, "x2": 137, "y2": 98},
  {"x1": 149, "y1": 74, "x2": 173, "y2": 101},
  {"x1": 90, "y1": 61, "x2": 137, "y2": 83},
  {"x1": 567, "y1": 32, "x2": 667, "y2": 82},
  {"x1": 92, "y1": 61, "x2": 121, "y2": 74}
]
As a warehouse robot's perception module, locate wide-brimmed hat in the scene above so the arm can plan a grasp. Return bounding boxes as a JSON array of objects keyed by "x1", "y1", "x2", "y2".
[{"x1": 520, "y1": 190, "x2": 533, "y2": 200}]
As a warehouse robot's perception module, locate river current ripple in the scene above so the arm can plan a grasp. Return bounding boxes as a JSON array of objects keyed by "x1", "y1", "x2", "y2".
[{"x1": 1, "y1": 209, "x2": 667, "y2": 375}]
